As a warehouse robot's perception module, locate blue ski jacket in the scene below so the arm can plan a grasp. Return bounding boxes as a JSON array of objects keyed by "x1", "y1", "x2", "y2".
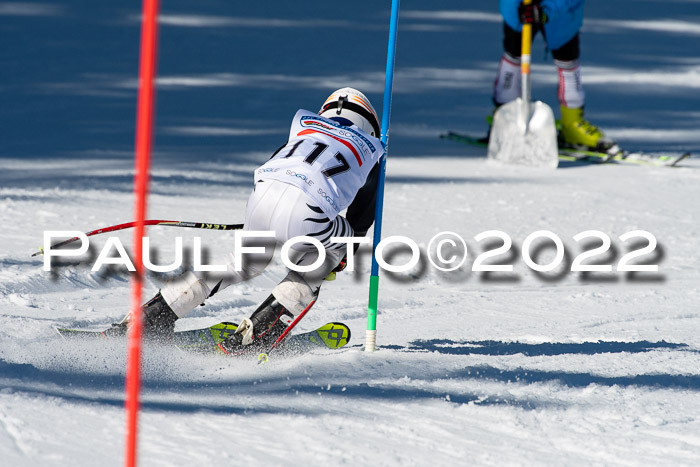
[{"x1": 499, "y1": 0, "x2": 585, "y2": 50}]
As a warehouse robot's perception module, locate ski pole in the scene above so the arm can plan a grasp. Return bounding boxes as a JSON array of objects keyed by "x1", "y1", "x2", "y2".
[
  {"x1": 366, "y1": 0, "x2": 400, "y2": 352},
  {"x1": 257, "y1": 295, "x2": 319, "y2": 364},
  {"x1": 32, "y1": 219, "x2": 243, "y2": 256},
  {"x1": 520, "y1": 0, "x2": 533, "y2": 132}
]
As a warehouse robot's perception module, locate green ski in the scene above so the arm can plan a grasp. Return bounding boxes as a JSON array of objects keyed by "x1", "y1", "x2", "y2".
[
  {"x1": 56, "y1": 321, "x2": 351, "y2": 355},
  {"x1": 441, "y1": 131, "x2": 690, "y2": 167}
]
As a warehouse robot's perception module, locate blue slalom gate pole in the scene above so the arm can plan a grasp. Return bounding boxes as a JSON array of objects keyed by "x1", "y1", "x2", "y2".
[{"x1": 366, "y1": 0, "x2": 400, "y2": 352}]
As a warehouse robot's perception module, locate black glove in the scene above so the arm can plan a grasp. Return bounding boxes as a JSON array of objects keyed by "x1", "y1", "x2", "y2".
[{"x1": 518, "y1": 1, "x2": 547, "y2": 26}]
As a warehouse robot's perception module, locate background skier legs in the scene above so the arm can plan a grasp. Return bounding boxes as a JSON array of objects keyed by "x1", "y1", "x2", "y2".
[{"x1": 492, "y1": 0, "x2": 616, "y2": 152}]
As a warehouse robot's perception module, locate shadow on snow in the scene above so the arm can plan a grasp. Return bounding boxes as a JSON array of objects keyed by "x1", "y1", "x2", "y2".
[
  {"x1": 1, "y1": 336, "x2": 698, "y2": 417},
  {"x1": 396, "y1": 338, "x2": 693, "y2": 357}
]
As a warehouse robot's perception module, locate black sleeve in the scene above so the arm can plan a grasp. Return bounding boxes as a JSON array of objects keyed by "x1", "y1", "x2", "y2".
[{"x1": 346, "y1": 162, "x2": 380, "y2": 238}]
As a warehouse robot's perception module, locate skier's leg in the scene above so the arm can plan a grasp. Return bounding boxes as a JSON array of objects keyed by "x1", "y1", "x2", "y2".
[
  {"x1": 553, "y1": 33, "x2": 584, "y2": 111},
  {"x1": 493, "y1": 52, "x2": 522, "y2": 107},
  {"x1": 269, "y1": 197, "x2": 353, "y2": 316},
  {"x1": 132, "y1": 181, "x2": 285, "y2": 337},
  {"x1": 553, "y1": 35, "x2": 614, "y2": 150},
  {"x1": 146, "y1": 233, "x2": 274, "y2": 337},
  {"x1": 219, "y1": 238, "x2": 348, "y2": 354},
  {"x1": 493, "y1": 23, "x2": 523, "y2": 107},
  {"x1": 272, "y1": 245, "x2": 347, "y2": 315},
  {"x1": 220, "y1": 191, "x2": 353, "y2": 353},
  {"x1": 482, "y1": 22, "x2": 523, "y2": 142}
]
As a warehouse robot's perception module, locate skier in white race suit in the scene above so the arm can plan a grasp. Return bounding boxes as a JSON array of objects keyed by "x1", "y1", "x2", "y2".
[{"x1": 116, "y1": 88, "x2": 384, "y2": 353}]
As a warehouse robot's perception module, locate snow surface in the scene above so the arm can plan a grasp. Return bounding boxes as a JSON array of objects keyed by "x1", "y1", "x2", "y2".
[{"x1": 2, "y1": 1, "x2": 700, "y2": 465}]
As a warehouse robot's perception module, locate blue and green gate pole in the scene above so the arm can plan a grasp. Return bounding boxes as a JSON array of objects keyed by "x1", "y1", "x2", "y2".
[{"x1": 366, "y1": 0, "x2": 400, "y2": 352}]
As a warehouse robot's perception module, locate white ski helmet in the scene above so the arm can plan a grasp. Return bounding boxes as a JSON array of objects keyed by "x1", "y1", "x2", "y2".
[{"x1": 318, "y1": 87, "x2": 380, "y2": 137}]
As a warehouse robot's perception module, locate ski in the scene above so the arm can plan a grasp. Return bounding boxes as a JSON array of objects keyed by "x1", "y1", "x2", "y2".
[
  {"x1": 561, "y1": 146, "x2": 690, "y2": 167},
  {"x1": 441, "y1": 131, "x2": 691, "y2": 167},
  {"x1": 440, "y1": 131, "x2": 599, "y2": 163},
  {"x1": 56, "y1": 321, "x2": 351, "y2": 355},
  {"x1": 440, "y1": 131, "x2": 488, "y2": 148}
]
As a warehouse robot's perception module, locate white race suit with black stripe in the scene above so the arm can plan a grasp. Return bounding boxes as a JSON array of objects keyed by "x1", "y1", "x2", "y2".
[{"x1": 159, "y1": 110, "x2": 385, "y2": 319}]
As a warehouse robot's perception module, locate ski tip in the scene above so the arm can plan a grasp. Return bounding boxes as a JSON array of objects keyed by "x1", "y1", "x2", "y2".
[
  {"x1": 331, "y1": 322, "x2": 351, "y2": 345},
  {"x1": 656, "y1": 151, "x2": 691, "y2": 167},
  {"x1": 439, "y1": 131, "x2": 464, "y2": 140},
  {"x1": 316, "y1": 322, "x2": 351, "y2": 349},
  {"x1": 55, "y1": 327, "x2": 112, "y2": 339},
  {"x1": 55, "y1": 327, "x2": 74, "y2": 336},
  {"x1": 670, "y1": 152, "x2": 691, "y2": 167},
  {"x1": 440, "y1": 131, "x2": 490, "y2": 147}
]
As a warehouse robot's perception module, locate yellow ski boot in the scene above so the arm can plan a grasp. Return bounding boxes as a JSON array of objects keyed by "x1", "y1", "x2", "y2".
[{"x1": 559, "y1": 106, "x2": 617, "y2": 154}]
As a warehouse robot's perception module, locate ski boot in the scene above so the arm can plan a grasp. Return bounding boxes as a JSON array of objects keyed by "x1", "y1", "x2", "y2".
[
  {"x1": 324, "y1": 254, "x2": 348, "y2": 282},
  {"x1": 476, "y1": 106, "x2": 501, "y2": 146},
  {"x1": 559, "y1": 106, "x2": 619, "y2": 155},
  {"x1": 103, "y1": 292, "x2": 178, "y2": 341},
  {"x1": 218, "y1": 294, "x2": 294, "y2": 355},
  {"x1": 476, "y1": 102, "x2": 506, "y2": 146}
]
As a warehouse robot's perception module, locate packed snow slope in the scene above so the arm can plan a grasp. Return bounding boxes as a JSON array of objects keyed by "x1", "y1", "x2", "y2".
[{"x1": 1, "y1": 1, "x2": 700, "y2": 465}]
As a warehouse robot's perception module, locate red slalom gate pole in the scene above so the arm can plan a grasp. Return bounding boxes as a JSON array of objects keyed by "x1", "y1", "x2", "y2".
[{"x1": 124, "y1": 0, "x2": 160, "y2": 466}]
